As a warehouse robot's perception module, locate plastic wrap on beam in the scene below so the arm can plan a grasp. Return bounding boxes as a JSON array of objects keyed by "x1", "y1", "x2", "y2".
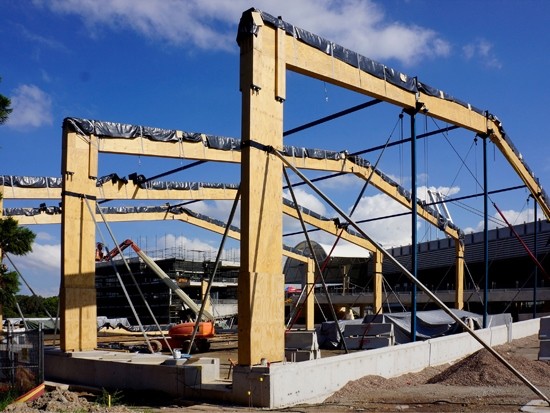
[
  {"x1": 96, "y1": 173, "x2": 128, "y2": 186},
  {"x1": 237, "y1": 10, "x2": 420, "y2": 94},
  {"x1": 347, "y1": 155, "x2": 371, "y2": 169},
  {"x1": 171, "y1": 207, "x2": 241, "y2": 233},
  {"x1": 63, "y1": 117, "x2": 202, "y2": 143},
  {"x1": 142, "y1": 181, "x2": 239, "y2": 191},
  {"x1": 305, "y1": 148, "x2": 341, "y2": 160},
  {"x1": 99, "y1": 206, "x2": 168, "y2": 215},
  {"x1": 237, "y1": 9, "x2": 485, "y2": 106},
  {"x1": 358, "y1": 55, "x2": 385, "y2": 79},
  {"x1": 374, "y1": 168, "x2": 399, "y2": 188},
  {"x1": 488, "y1": 114, "x2": 550, "y2": 208},
  {"x1": 282, "y1": 145, "x2": 307, "y2": 158},
  {"x1": 4, "y1": 206, "x2": 61, "y2": 216},
  {"x1": 294, "y1": 26, "x2": 332, "y2": 54},
  {"x1": 205, "y1": 135, "x2": 242, "y2": 151},
  {"x1": 384, "y1": 67, "x2": 417, "y2": 93},
  {"x1": 0, "y1": 175, "x2": 62, "y2": 188},
  {"x1": 283, "y1": 197, "x2": 331, "y2": 222}
]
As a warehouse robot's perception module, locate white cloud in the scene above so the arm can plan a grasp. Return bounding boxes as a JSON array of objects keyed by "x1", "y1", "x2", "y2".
[
  {"x1": 159, "y1": 233, "x2": 215, "y2": 252},
  {"x1": 464, "y1": 208, "x2": 532, "y2": 234},
  {"x1": 348, "y1": 185, "x2": 461, "y2": 248},
  {"x1": 35, "y1": 0, "x2": 235, "y2": 51},
  {"x1": 156, "y1": 233, "x2": 240, "y2": 262},
  {"x1": 6, "y1": 241, "x2": 61, "y2": 297},
  {"x1": 35, "y1": 231, "x2": 56, "y2": 242},
  {"x1": 317, "y1": 174, "x2": 361, "y2": 191},
  {"x1": 35, "y1": 0, "x2": 450, "y2": 66},
  {"x1": 283, "y1": 187, "x2": 328, "y2": 217},
  {"x1": 21, "y1": 242, "x2": 61, "y2": 272},
  {"x1": 17, "y1": 23, "x2": 69, "y2": 53},
  {"x1": 418, "y1": 185, "x2": 461, "y2": 201},
  {"x1": 462, "y1": 38, "x2": 501, "y2": 69},
  {"x1": 352, "y1": 193, "x2": 412, "y2": 247},
  {"x1": 6, "y1": 84, "x2": 53, "y2": 129},
  {"x1": 191, "y1": 200, "x2": 240, "y2": 226}
]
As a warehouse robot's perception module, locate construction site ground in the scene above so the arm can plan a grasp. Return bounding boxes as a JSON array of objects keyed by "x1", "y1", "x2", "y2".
[{"x1": 8, "y1": 333, "x2": 550, "y2": 412}]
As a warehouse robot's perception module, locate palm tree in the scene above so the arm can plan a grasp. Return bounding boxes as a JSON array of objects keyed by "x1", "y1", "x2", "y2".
[
  {"x1": 0, "y1": 217, "x2": 36, "y2": 329},
  {"x1": 0, "y1": 77, "x2": 12, "y2": 125}
]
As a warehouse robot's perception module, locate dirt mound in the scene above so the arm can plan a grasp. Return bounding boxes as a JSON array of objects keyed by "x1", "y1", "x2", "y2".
[
  {"x1": 327, "y1": 364, "x2": 446, "y2": 403},
  {"x1": 4, "y1": 388, "x2": 136, "y2": 413},
  {"x1": 428, "y1": 348, "x2": 550, "y2": 387}
]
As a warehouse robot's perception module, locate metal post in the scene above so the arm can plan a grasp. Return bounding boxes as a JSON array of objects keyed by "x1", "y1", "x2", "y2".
[
  {"x1": 533, "y1": 199, "x2": 538, "y2": 319},
  {"x1": 483, "y1": 136, "x2": 489, "y2": 328},
  {"x1": 410, "y1": 110, "x2": 418, "y2": 341}
]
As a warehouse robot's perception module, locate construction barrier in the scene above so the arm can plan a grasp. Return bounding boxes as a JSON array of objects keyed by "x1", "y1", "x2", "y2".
[{"x1": 0, "y1": 327, "x2": 44, "y2": 400}]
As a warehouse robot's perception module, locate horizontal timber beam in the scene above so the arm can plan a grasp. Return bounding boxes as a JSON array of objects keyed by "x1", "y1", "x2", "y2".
[
  {"x1": 277, "y1": 23, "x2": 548, "y2": 220},
  {"x1": 9, "y1": 199, "x2": 379, "y2": 255},
  {"x1": 2, "y1": 157, "x2": 460, "y2": 240}
]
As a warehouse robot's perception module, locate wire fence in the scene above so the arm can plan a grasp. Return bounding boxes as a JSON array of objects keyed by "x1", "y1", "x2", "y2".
[{"x1": 0, "y1": 327, "x2": 44, "y2": 397}]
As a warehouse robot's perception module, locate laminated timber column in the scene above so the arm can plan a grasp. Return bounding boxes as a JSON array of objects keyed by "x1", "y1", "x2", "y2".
[
  {"x1": 373, "y1": 250, "x2": 384, "y2": 314},
  {"x1": 455, "y1": 240, "x2": 465, "y2": 310},
  {"x1": 238, "y1": 12, "x2": 285, "y2": 365},
  {"x1": 305, "y1": 258, "x2": 315, "y2": 330},
  {"x1": 201, "y1": 278, "x2": 213, "y2": 316},
  {"x1": 60, "y1": 127, "x2": 98, "y2": 351}
]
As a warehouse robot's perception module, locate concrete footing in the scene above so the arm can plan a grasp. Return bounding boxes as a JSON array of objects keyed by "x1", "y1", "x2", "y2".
[{"x1": 45, "y1": 318, "x2": 542, "y2": 408}]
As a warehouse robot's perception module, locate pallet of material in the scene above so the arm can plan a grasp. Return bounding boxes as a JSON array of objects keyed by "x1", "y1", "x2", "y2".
[{"x1": 343, "y1": 323, "x2": 394, "y2": 350}]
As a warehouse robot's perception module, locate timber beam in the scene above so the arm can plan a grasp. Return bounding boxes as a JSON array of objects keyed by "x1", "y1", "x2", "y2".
[{"x1": 268, "y1": 15, "x2": 549, "y2": 220}]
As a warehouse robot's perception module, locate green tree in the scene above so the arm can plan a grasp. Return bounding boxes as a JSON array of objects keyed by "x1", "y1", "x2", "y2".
[
  {"x1": 0, "y1": 217, "x2": 36, "y2": 327},
  {"x1": 0, "y1": 77, "x2": 12, "y2": 125},
  {"x1": 3, "y1": 295, "x2": 59, "y2": 319}
]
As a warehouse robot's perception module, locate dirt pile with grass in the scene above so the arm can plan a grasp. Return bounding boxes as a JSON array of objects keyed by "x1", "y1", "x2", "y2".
[{"x1": 4, "y1": 388, "x2": 135, "y2": 413}]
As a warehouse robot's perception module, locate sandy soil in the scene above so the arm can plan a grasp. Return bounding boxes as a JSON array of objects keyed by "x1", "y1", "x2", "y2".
[{"x1": 6, "y1": 335, "x2": 550, "y2": 412}]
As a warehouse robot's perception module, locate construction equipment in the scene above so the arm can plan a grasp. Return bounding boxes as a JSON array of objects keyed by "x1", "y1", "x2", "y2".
[{"x1": 97, "y1": 239, "x2": 215, "y2": 352}]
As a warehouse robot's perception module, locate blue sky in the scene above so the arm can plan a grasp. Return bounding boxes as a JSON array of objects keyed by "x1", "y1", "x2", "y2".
[{"x1": 1, "y1": 0, "x2": 550, "y2": 297}]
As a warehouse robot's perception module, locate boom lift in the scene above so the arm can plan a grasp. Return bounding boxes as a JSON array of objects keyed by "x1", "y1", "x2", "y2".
[{"x1": 97, "y1": 239, "x2": 215, "y2": 352}]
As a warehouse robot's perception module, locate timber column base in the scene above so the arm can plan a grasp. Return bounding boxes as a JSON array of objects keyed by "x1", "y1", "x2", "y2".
[
  {"x1": 60, "y1": 286, "x2": 97, "y2": 352},
  {"x1": 238, "y1": 271, "x2": 285, "y2": 366}
]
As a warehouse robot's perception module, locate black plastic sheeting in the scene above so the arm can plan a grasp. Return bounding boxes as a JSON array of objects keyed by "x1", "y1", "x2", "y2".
[
  {"x1": 1, "y1": 174, "x2": 239, "y2": 193},
  {"x1": 0, "y1": 176, "x2": 62, "y2": 188},
  {"x1": 65, "y1": 117, "x2": 211, "y2": 145},
  {"x1": 64, "y1": 117, "x2": 181, "y2": 142},
  {"x1": 2, "y1": 169, "x2": 460, "y2": 236},
  {"x1": 237, "y1": 9, "x2": 482, "y2": 109},
  {"x1": 4, "y1": 206, "x2": 61, "y2": 216},
  {"x1": 236, "y1": 8, "x2": 550, "y2": 211},
  {"x1": 141, "y1": 181, "x2": 239, "y2": 191},
  {"x1": 205, "y1": 135, "x2": 241, "y2": 151}
]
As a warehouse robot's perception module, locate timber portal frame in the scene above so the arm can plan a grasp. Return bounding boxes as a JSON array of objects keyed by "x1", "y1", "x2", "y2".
[{"x1": 7, "y1": 8, "x2": 548, "y2": 365}]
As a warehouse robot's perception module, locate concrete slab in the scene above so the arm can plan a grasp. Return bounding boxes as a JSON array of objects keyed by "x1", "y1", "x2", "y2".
[
  {"x1": 521, "y1": 399, "x2": 550, "y2": 412},
  {"x1": 44, "y1": 318, "x2": 542, "y2": 409}
]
